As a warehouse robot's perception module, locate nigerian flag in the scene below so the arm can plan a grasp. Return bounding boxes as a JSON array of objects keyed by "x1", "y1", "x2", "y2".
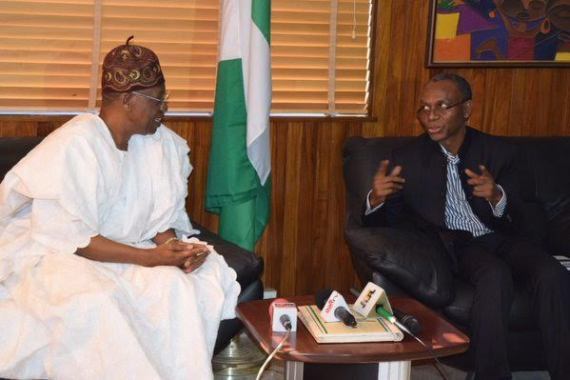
[{"x1": 206, "y1": 0, "x2": 271, "y2": 251}]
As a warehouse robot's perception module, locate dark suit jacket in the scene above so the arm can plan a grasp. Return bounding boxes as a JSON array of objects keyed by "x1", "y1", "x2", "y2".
[{"x1": 362, "y1": 127, "x2": 522, "y2": 238}]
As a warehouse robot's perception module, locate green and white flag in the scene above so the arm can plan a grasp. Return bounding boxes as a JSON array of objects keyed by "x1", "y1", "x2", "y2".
[{"x1": 206, "y1": 0, "x2": 271, "y2": 251}]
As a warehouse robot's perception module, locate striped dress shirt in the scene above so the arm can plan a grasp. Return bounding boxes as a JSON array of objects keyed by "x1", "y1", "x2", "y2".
[{"x1": 441, "y1": 146, "x2": 506, "y2": 237}]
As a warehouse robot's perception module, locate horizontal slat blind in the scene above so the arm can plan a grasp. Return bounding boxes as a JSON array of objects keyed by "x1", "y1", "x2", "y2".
[
  {"x1": 272, "y1": 0, "x2": 372, "y2": 115},
  {"x1": 272, "y1": 1, "x2": 330, "y2": 113},
  {"x1": 0, "y1": 0, "x2": 373, "y2": 115},
  {"x1": 0, "y1": 0, "x2": 94, "y2": 111},
  {"x1": 336, "y1": 0, "x2": 372, "y2": 114}
]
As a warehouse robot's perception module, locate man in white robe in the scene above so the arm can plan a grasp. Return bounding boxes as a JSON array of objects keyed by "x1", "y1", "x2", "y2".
[{"x1": 0, "y1": 37, "x2": 240, "y2": 380}]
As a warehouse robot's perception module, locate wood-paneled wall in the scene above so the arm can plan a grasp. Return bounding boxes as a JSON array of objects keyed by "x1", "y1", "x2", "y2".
[{"x1": 1, "y1": 1, "x2": 569, "y2": 297}]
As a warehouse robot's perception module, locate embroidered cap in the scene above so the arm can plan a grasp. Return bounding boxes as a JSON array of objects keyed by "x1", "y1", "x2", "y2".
[{"x1": 101, "y1": 36, "x2": 164, "y2": 93}]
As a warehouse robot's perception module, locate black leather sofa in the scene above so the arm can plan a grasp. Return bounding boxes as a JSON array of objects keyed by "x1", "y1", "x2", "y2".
[
  {"x1": 0, "y1": 136, "x2": 264, "y2": 355},
  {"x1": 343, "y1": 135, "x2": 570, "y2": 371}
]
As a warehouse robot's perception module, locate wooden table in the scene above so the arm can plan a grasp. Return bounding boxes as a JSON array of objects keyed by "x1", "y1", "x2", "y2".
[{"x1": 236, "y1": 295, "x2": 469, "y2": 380}]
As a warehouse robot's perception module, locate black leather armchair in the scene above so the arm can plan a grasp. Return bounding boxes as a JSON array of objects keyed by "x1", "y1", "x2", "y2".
[
  {"x1": 0, "y1": 136, "x2": 264, "y2": 355},
  {"x1": 343, "y1": 135, "x2": 570, "y2": 371}
]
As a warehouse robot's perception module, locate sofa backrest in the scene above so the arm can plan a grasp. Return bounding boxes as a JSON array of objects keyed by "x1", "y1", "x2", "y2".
[
  {"x1": 504, "y1": 137, "x2": 570, "y2": 218},
  {"x1": 0, "y1": 137, "x2": 44, "y2": 182},
  {"x1": 342, "y1": 136, "x2": 412, "y2": 226},
  {"x1": 343, "y1": 135, "x2": 570, "y2": 251}
]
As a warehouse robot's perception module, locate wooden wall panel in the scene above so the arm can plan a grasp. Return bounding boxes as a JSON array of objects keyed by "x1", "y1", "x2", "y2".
[
  {"x1": 257, "y1": 120, "x2": 366, "y2": 296},
  {"x1": 1, "y1": 0, "x2": 569, "y2": 297}
]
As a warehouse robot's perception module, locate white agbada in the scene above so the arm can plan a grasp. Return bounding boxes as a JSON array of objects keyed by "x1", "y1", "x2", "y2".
[{"x1": 0, "y1": 114, "x2": 240, "y2": 380}]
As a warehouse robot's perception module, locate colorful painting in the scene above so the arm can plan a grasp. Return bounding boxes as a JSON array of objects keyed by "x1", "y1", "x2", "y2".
[{"x1": 427, "y1": 0, "x2": 570, "y2": 66}]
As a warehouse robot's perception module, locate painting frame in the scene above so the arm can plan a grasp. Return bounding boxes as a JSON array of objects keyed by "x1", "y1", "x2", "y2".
[{"x1": 426, "y1": 0, "x2": 570, "y2": 68}]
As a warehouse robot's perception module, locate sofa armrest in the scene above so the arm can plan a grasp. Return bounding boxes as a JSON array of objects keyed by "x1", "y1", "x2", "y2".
[
  {"x1": 191, "y1": 222, "x2": 264, "y2": 290},
  {"x1": 345, "y1": 226, "x2": 454, "y2": 308}
]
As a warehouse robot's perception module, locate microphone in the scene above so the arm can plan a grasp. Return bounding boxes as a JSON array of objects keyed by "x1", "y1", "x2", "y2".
[
  {"x1": 315, "y1": 289, "x2": 357, "y2": 328},
  {"x1": 269, "y1": 298, "x2": 297, "y2": 332},
  {"x1": 376, "y1": 305, "x2": 422, "y2": 336},
  {"x1": 351, "y1": 283, "x2": 422, "y2": 336},
  {"x1": 393, "y1": 308, "x2": 422, "y2": 335}
]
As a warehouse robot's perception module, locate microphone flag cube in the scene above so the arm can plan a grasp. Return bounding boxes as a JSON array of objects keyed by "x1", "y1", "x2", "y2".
[
  {"x1": 319, "y1": 290, "x2": 352, "y2": 323},
  {"x1": 271, "y1": 302, "x2": 298, "y2": 332},
  {"x1": 353, "y1": 282, "x2": 393, "y2": 318}
]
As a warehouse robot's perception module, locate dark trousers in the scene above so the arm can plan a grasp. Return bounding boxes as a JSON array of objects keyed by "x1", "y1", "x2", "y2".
[{"x1": 454, "y1": 233, "x2": 570, "y2": 380}]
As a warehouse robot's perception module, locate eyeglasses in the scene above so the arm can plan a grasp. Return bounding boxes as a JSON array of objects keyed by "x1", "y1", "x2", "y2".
[
  {"x1": 416, "y1": 98, "x2": 469, "y2": 117},
  {"x1": 131, "y1": 91, "x2": 169, "y2": 109}
]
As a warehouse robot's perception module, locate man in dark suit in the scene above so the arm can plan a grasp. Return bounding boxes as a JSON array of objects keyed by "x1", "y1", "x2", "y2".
[{"x1": 363, "y1": 73, "x2": 570, "y2": 380}]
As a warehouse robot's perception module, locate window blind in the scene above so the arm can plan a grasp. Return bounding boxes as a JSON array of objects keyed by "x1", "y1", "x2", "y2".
[
  {"x1": 0, "y1": 0, "x2": 374, "y2": 115},
  {"x1": 0, "y1": 0, "x2": 94, "y2": 111},
  {"x1": 272, "y1": 0, "x2": 373, "y2": 115}
]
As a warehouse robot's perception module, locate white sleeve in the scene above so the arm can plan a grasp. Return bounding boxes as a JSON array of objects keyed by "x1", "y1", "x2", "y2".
[
  {"x1": 489, "y1": 184, "x2": 507, "y2": 218},
  {"x1": 7, "y1": 136, "x2": 102, "y2": 253},
  {"x1": 364, "y1": 189, "x2": 384, "y2": 215}
]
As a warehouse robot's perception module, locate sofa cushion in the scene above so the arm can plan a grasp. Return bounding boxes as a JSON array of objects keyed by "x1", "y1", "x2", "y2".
[{"x1": 345, "y1": 226, "x2": 454, "y2": 308}]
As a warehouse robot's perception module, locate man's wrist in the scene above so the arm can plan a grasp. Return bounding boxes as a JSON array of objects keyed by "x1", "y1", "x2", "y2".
[
  {"x1": 142, "y1": 247, "x2": 161, "y2": 267},
  {"x1": 489, "y1": 184, "x2": 507, "y2": 217},
  {"x1": 153, "y1": 229, "x2": 177, "y2": 245},
  {"x1": 490, "y1": 186, "x2": 503, "y2": 206}
]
